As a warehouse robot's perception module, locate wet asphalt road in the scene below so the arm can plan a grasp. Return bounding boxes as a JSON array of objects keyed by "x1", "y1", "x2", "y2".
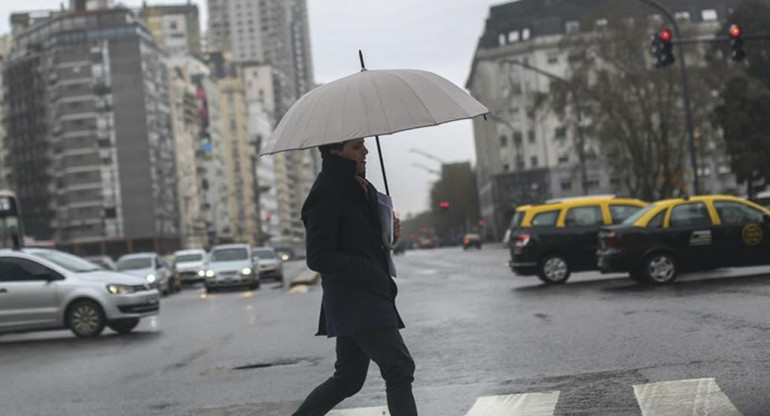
[{"x1": 2, "y1": 247, "x2": 770, "y2": 415}]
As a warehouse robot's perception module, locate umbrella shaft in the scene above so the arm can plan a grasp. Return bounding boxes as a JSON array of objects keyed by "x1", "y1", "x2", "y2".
[{"x1": 375, "y1": 136, "x2": 390, "y2": 196}]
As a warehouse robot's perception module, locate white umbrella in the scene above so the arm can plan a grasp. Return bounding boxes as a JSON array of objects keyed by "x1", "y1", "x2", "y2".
[{"x1": 260, "y1": 52, "x2": 489, "y2": 196}]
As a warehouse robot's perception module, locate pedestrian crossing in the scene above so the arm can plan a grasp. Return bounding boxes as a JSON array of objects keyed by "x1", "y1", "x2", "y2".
[{"x1": 326, "y1": 377, "x2": 742, "y2": 415}]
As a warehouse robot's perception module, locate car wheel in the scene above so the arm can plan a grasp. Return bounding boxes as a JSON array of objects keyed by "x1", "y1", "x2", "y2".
[
  {"x1": 642, "y1": 252, "x2": 678, "y2": 284},
  {"x1": 537, "y1": 255, "x2": 571, "y2": 285},
  {"x1": 67, "y1": 300, "x2": 106, "y2": 338},
  {"x1": 108, "y1": 318, "x2": 140, "y2": 334}
]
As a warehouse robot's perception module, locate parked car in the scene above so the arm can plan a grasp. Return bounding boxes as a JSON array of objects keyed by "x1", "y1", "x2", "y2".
[
  {"x1": 598, "y1": 195, "x2": 770, "y2": 284},
  {"x1": 84, "y1": 255, "x2": 116, "y2": 270},
  {"x1": 463, "y1": 233, "x2": 482, "y2": 250},
  {"x1": 0, "y1": 249, "x2": 159, "y2": 337},
  {"x1": 173, "y1": 249, "x2": 208, "y2": 285},
  {"x1": 510, "y1": 195, "x2": 648, "y2": 284},
  {"x1": 116, "y1": 253, "x2": 177, "y2": 295},
  {"x1": 205, "y1": 244, "x2": 259, "y2": 292},
  {"x1": 252, "y1": 247, "x2": 284, "y2": 282}
]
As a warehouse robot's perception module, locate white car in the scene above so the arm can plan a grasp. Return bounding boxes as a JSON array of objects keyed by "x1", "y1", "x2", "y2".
[
  {"x1": 205, "y1": 244, "x2": 259, "y2": 292},
  {"x1": 252, "y1": 247, "x2": 284, "y2": 282},
  {"x1": 0, "y1": 249, "x2": 159, "y2": 338},
  {"x1": 173, "y1": 249, "x2": 207, "y2": 284},
  {"x1": 116, "y1": 253, "x2": 177, "y2": 295}
]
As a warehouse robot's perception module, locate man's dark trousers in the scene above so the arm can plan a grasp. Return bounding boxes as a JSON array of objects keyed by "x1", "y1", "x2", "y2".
[{"x1": 292, "y1": 328, "x2": 417, "y2": 416}]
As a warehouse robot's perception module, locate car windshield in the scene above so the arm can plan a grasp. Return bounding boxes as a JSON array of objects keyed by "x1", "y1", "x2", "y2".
[
  {"x1": 30, "y1": 250, "x2": 102, "y2": 273},
  {"x1": 252, "y1": 249, "x2": 276, "y2": 260},
  {"x1": 176, "y1": 254, "x2": 203, "y2": 262},
  {"x1": 621, "y1": 203, "x2": 659, "y2": 225},
  {"x1": 211, "y1": 248, "x2": 249, "y2": 262},
  {"x1": 116, "y1": 257, "x2": 152, "y2": 270}
]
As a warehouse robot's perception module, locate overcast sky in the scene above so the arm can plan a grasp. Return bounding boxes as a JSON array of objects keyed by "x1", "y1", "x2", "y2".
[{"x1": 0, "y1": 0, "x2": 497, "y2": 217}]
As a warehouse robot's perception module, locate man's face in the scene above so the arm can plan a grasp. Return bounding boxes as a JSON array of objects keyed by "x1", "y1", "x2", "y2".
[{"x1": 331, "y1": 139, "x2": 368, "y2": 175}]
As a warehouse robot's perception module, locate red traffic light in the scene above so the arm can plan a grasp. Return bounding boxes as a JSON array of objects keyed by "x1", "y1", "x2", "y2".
[
  {"x1": 477, "y1": 220, "x2": 485, "y2": 226},
  {"x1": 659, "y1": 29, "x2": 672, "y2": 42},
  {"x1": 438, "y1": 201, "x2": 450, "y2": 209},
  {"x1": 729, "y1": 24, "x2": 742, "y2": 38}
]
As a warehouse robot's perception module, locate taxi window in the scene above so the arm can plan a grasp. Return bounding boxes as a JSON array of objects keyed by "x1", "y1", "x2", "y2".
[
  {"x1": 713, "y1": 201, "x2": 766, "y2": 225},
  {"x1": 669, "y1": 202, "x2": 712, "y2": 228},
  {"x1": 646, "y1": 210, "x2": 666, "y2": 228},
  {"x1": 564, "y1": 206, "x2": 603, "y2": 227},
  {"x1": 510, "y1": 211, "x2": 526, "y2": 229},
  {"x1": 531, "y1": 210, "x2": 559, "y2": 227},
  {"x1": 609, "y1": 204, "x2": 643, "y2": 224}
]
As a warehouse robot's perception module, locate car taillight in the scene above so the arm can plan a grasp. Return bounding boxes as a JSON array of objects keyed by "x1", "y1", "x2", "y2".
[
  {"x1": 606, "y1": 231, "x2": 620, "y2": 249},
  {"x1": 515, "y1": 234, "x2": 531, "y2": 248},
  {"x1": 464, "y1": 238, "x2": 470, "y2": 244}
]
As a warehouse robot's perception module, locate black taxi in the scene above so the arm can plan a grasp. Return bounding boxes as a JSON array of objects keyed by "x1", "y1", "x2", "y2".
[
  {"x1": 597, "y1": 195, "x2": 770, "y2": 284},
  {"x1": 509, "y1": 196, "x2": 647, "y2": 284}
]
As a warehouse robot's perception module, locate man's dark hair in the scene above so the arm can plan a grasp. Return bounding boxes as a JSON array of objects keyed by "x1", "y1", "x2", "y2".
[{"x1": 318, "y1": 141, "x2": 345, "y2": 159}]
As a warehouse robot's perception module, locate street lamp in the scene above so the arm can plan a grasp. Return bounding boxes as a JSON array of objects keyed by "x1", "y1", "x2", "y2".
[
  {"x1": 638, "y1": 0, "x2": 700, "y2": 195},
  {"x1": 498, "y1": 59, "x2": 589, "y2": 194}
]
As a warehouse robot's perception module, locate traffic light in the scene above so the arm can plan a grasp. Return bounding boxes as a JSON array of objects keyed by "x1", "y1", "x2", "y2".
[
  {"x1": 651, "y1": 28, "x2": 675, "y2": 67},
  {"x1": 729, "y1": 24, "x2": 746, "y2": 61},
  {"x1": 438, "y1": 201, "x2": 450, "y2": 209}
]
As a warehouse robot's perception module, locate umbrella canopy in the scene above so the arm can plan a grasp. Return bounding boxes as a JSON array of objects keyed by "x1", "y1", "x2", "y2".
[{"x1": 260, "y1": 68, "x2": 489, "y2": 155}]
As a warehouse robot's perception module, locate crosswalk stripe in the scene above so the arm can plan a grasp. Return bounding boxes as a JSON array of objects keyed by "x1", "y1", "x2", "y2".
[
  {"x1": 326, "y1": 406, "x2": 389, "y2": 415},
  {"x1": 465, "y1": 391, "x2": 560, "y2": 416},
  {"x1": 633, "y1": 378, "x2": 742, "y2": 416}
]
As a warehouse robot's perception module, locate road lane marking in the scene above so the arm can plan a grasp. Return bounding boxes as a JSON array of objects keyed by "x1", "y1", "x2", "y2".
[
  {"x1": 633, "y1": 378, "x2": 742, "y2": 416},
  {"x1": 327, "y1": 406, "x2": 388, "y2": 415},
  {"x1": 465, "y1": 391, "x2": 560, "y2": 416}
]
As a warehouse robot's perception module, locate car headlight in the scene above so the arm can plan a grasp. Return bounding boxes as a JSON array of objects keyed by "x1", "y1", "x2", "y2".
[
  {"x1": 107, "y1": 284, "x2": 135, "y2": 295},
  {"x1": 145, "y1": 274, "x2": 156, "y2": 283},
  {"x1": 205, "y1": 270, "x2": 215, "y2": 278},
  {"x1": 241, "y1": 267, "x2": 252, "y2": 275},
  {"x1": 197, "y1": 270, "x2": 206, "y2": 277},
  {"x1": 281, "y1": 254, "x2": 289, "y2": 261}
]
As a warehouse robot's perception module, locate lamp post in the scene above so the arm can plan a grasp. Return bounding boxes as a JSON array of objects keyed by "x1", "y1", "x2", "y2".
[
  {"x1": 498, "y1": 59, "x2": 589, "y2": 194},
  {"x1": 638, "y1": 0, "x2": 700, "y2": 195}
]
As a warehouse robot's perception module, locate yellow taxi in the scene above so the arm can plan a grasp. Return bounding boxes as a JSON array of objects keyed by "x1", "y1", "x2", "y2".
[
  {"x1": 597, "y1": 195, "x2": 770, "y2": 284},
  {"x1": 509, "y1": 195, "x2": 648, "y2": 284}
]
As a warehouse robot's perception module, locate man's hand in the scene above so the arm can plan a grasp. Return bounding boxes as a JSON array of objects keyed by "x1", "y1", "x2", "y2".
[{"x1": 393, "y1": 214, "x2": 401, "y2": 240}]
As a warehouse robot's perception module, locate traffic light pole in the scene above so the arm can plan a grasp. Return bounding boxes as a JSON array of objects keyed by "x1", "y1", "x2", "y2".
[
  {"x1": 639, "y1": 0, "x2": 700, "y2": 195},
  {"x1": 500, "y1": 59, "x2": 589, "y2": 195}
]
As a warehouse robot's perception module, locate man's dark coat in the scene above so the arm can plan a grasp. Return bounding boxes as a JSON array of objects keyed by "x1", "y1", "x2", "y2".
[{"x1": 301, "y1": 154, "x2": 404, "y2": 337}]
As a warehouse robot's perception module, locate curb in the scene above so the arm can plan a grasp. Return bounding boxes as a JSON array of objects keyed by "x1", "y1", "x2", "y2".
[{"x1": 289, "y1": 270, "x2": 320, "y2": 288}]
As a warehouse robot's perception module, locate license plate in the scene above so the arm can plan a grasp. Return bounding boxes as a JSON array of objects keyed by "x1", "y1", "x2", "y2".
[{"x1": 147, "y1": 295, "x2": 159, "y2": 304}]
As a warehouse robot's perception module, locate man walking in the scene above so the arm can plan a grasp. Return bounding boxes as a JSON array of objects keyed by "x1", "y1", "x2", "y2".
[{"x1": 292, "y1": 138, "x2": 418, "y2": 416}]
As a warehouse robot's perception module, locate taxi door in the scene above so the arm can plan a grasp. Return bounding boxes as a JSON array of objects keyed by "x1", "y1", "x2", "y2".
[
  {"x1": 664, "y1": 202, "x2": 720, "y2": 270},
  {"x1": 562, "y1": 205, "x2": 604, "y2": 271},
  {"x1": 711, "y1": 200, "x2": 770, "y2": 266}
]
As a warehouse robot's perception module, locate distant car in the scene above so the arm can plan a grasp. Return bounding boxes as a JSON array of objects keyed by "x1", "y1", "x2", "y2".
[
  {"x1": 252, "y1": 247, "x2": 284, "y2": 282},
  {"x1": 273, "y1": 247, "x2": 296, "y2": 262},
  {"x1": 84, "y1": 255, "x2": 116, "y2": 271},
  {"x1": 173, "y1": 249, "x2": 207, "y2": 285},
  {"x1": 116, "y1": 253, "x2": 177, "y2": 295},
  {"x1": 205, "y1": 244, "x2": 259, "y2": 292},
  {"x1": 0, "y1": 248, "x2": 159, "y2": 338},
  {"x1": 463, "y1": 233, "x2": 482, "y2": 250}
]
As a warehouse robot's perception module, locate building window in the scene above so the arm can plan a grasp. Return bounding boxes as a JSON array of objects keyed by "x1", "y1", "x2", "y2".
[
  {"x1": 587, "y1": 179, "x2": 600, "y2": 189},
  {"x1": 595, "y1": 18, "x2": 608, "y2": 28},
  {"x1": 498, "y1": 34, "x2": 506, "y2": 46},
  {"x1": 561, "y1": 180, "x2": 572, "y2": 191},
  {"x1": 522, "y1": 28, "x2": 531, "y2": 40},
  {"x1": 530, "y1": 156, "x2": 538, "y2": 167},
  {"x1": 558, "y1": 154, "x2": 569, "y2": 164},
  {"x1": 555, "y1": 127, "x2": 567, "y2": 139},
  {"x1": 169, "y1": 21, "x2": 178, "y2": 30},
  {"x1": 503, "y1": 164, "x2": 510, "y2": 171},
  {"x1": 513, "y1": 131, "x2": 523, "y2": 146},
  {"x1": 547, "y1": 53, "x2": 559, "y2": 65},
  {"x1": 565, "y1": 21, "x2": 580, "y2": 34},
  {"x1": 499, "y1": 135, "x2": 508, "y2": 147},
  {"x1": 702, "y1": 9, "x2": 717, "y2": 21},
  {"x1": 675, "y1": 11, "x2": 691, "y2": 21},
  {"x1": 528, "y1": 130, "x2": 536, "y2": 143},
  {"x1": 508, "y1": 30, "x2": 520, "y2": 42}
]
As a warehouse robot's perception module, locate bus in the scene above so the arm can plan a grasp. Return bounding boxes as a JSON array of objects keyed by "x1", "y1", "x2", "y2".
[{"x1": 0, "y1": 190, "x2": 23, "y2": 250}]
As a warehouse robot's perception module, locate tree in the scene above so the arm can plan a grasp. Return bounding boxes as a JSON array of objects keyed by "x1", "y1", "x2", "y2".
[
  {"x1": 429, "y1": 162, "x2": 480, "y2": 245},
  {"x1": 549, "y1": 2, "x2": 716, "y2": 201},
  {"x1": 713, "y1": 74, "x2": 770, "y2": 198}
]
